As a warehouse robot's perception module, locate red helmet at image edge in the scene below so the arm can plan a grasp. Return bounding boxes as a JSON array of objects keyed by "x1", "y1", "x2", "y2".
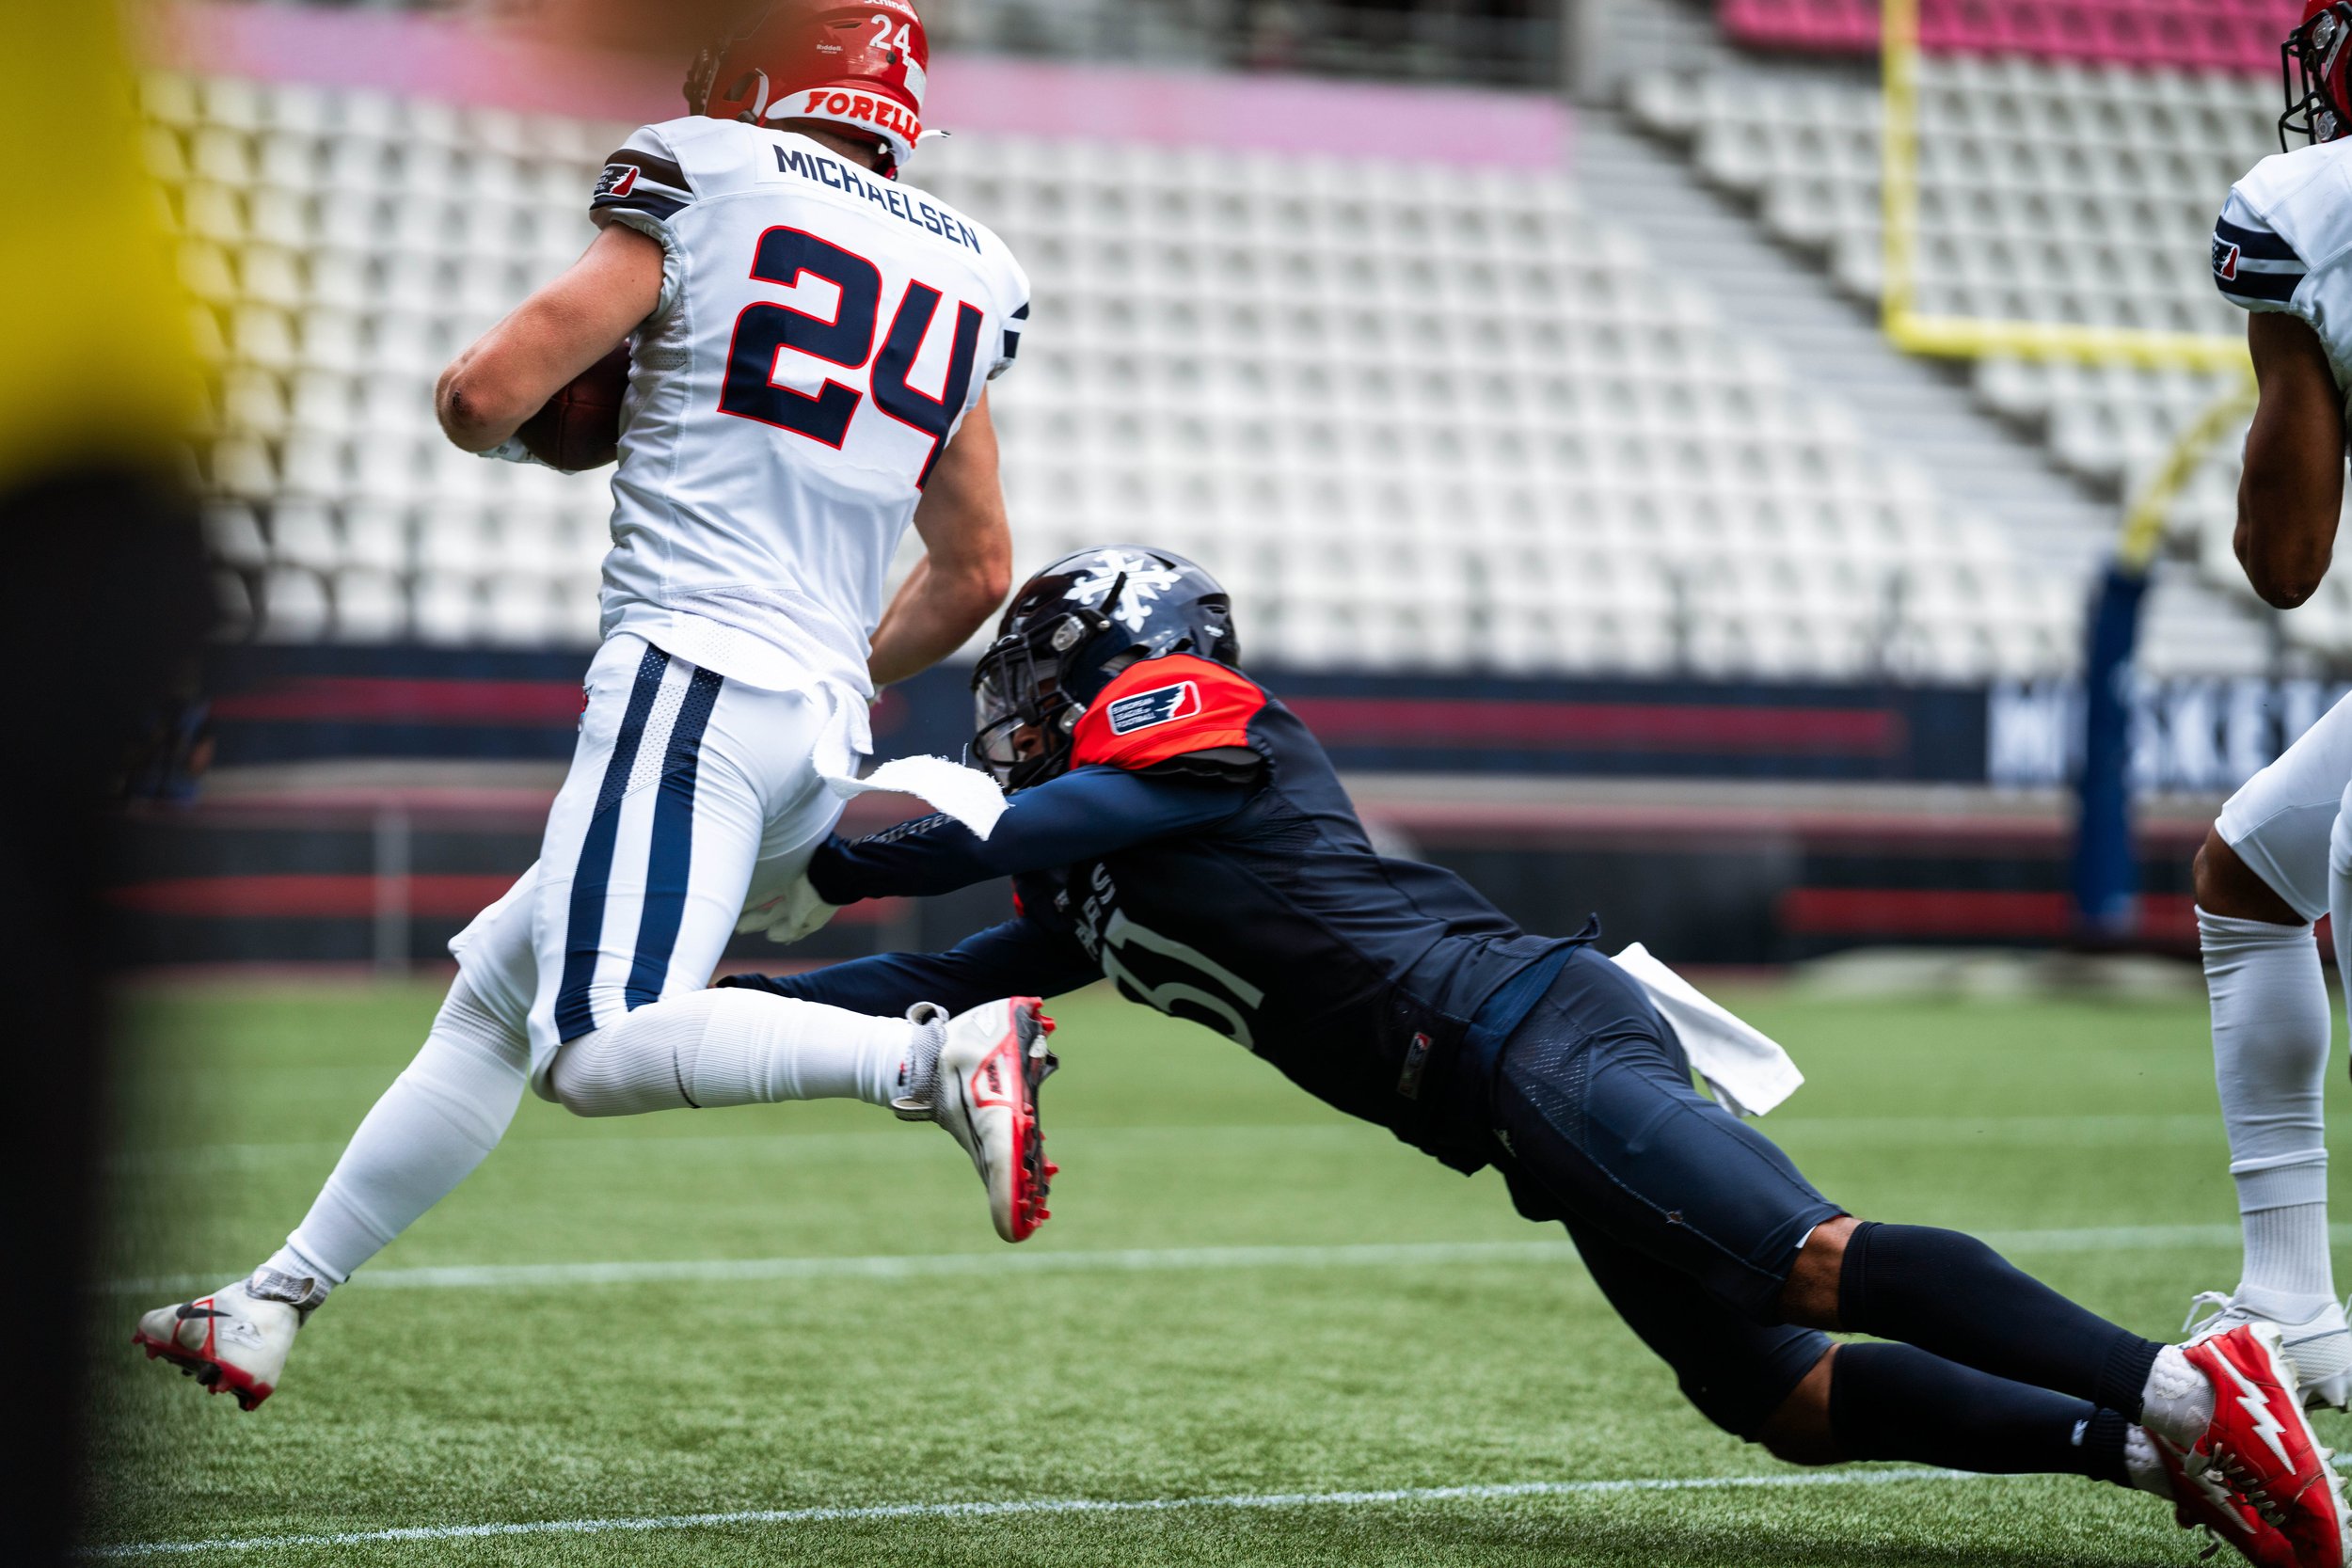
[
  {"x1": 686, "y1": 2, "x2": 931, "y2": 176},
  {"x1": 2284, "y1": 1, "x2": 2352, "y2": 148}
]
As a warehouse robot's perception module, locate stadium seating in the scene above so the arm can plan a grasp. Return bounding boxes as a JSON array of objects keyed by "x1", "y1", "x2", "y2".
[
  {"x1": 155, "y1": 68, "x2": 2077, "y2": 678},
  {"x1": 1629, "y1": 50, "x2": 2352, "y2": 655}
]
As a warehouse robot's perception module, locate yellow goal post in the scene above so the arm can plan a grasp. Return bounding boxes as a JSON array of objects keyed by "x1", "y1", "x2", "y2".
[{"x1": 1875, "y1": 0, "x2": 2256, "y2": 557}]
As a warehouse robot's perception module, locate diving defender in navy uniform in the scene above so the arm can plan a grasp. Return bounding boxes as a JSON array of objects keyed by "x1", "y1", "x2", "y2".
[{"x1": 724, "y1": 546, "x2": 2347, "y2": 1568}]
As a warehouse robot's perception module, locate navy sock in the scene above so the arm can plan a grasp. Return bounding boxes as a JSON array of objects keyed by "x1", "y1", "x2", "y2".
[
  {"x1": 1838, "y1": 1221, "x2": 2163, "y2": 1418},
  {"x1": 1828, "y1": 1342, "x2": 2132, "y2": 1484}
]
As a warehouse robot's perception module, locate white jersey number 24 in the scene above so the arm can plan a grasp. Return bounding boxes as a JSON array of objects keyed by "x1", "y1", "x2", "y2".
[{"x1": 720, "y1": 226, "x2": 984, "y2": 487}]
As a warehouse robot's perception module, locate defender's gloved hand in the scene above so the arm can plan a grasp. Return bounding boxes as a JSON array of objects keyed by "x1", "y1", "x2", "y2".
[{"x1": 737, "y1": 871, "x2": 844, "y2": 945}]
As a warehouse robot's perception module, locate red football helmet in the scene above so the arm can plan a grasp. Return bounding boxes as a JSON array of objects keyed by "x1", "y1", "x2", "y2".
[
  {"x1": 686, "y1": 2, "x2": 931, "y2": 177},
  {"x1": 2284, "y1": 1, "x2": 2352, "y2": 148}
]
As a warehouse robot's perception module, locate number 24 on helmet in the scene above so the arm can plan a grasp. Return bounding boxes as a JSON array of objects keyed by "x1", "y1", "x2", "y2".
[{"x1": 686, "y1": 2, "x2": 933, "y2": 178}]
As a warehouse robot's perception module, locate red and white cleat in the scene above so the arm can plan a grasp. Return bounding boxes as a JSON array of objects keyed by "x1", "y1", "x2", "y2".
[
  {"x1": 2154, "y1": 1430, "x2": 2299, "y2": 1568},
  {"x1": 898, "y1": 997, "x2": 1058, "y2": 1243},
  {"x1": 131, "y1": 1277, "x2": 306, "y2": 1412},
  {"x1": 2183, "y1": 1323, "x2": 2352, "y2": 1568}
]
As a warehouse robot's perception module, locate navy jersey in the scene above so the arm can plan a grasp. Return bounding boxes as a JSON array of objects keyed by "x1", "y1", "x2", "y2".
[{"x1": 724, "y1": 655, "x2": 1585, "y2": 1169}]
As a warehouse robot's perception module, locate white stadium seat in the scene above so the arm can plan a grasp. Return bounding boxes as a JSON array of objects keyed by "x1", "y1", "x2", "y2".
[
  {"x1": 332, "y1": 568, "x2": 407, "y2": 642},
  {"x1": 258, "y1": 566, "x2": 331, "y2": 642},
  {"x1": 1633, "y1": 51, "x2": 2324, "y2": 653}
]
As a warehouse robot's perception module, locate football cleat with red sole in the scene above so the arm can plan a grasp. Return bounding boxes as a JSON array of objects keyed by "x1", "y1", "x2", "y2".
[
  {"x1": 131, "y1": 1279, "x2": 303, "y2": 1412},
  {"x1": 2184, "y1": 1322, "x2": 2352, "y2": 1568},
  {"x1": 2155, "y1": 1430, "x2": 2299, "y2": 1568},
  {"x1": 899, "y1": 997, "x2": 1058, "y2": 1243}
]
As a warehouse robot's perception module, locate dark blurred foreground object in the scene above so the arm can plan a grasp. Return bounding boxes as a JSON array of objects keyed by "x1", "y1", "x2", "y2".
[
  {"x1": 5, "y1": 469, "x2": 211, "y2": 1563},
  {"x1": 517, "y1": 343, "x2": 630, "y2": 471},
  {"x1": 1, "y1": 2, "x2": 213, "y2": 1559}
]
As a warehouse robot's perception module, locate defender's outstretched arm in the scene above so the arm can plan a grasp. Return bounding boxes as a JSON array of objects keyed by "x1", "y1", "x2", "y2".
[
  {"x1": 723, "y1": 916, "x2": 1100, "y2": 1019},
  {"x1": 811, "y1": 766, "x2": 1249, "y2": 906},
  {"x1": 868, "y1": 391, "x2": 1014, "y2": 687},
  {"x1": 2237, "y1": 309, "x2": 2348, "y2": 609},
  {"x1": 435, "y1": 224, "x2": 665, "y2": 453}
]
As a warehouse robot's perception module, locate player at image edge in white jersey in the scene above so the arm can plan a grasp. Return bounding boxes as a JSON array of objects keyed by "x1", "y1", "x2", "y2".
[{"x1": 2182, "y1": 0, "x2": 2352, "y2": 1414}]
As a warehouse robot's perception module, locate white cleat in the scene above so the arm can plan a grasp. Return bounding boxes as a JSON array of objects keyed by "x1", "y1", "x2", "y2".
[
  {"x1": 2187, "y1": 1291, "x2": 2352, "y2": 1412},
  {"x1": 897, "y1": 997, "x2": 1058, "y2": 1243},
  {"x1": 132, "y1": 1275, "x2": 312, "y2": 1411}
]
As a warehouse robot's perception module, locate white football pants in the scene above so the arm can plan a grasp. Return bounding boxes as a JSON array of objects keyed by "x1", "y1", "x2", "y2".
[
  {"x1": 264, "y1": 634, "x2": 914, "y2": 1291},
  {"x1": 2205, "y1": 689, "x2": 2350, "y2": 1306}
]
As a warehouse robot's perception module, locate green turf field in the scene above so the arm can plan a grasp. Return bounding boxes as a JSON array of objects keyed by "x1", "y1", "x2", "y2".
[{"x1": 84, "y1": 978, "x2": 2352, "y2": 1564}]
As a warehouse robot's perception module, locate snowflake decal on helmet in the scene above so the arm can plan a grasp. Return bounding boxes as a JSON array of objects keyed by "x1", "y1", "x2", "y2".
[{"x1": 1064, "y1": 550, "x2": 1187, "y2": 635}]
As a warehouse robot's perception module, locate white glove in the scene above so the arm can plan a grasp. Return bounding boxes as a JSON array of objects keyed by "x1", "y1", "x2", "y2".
[{"x1": 736, "y1": 872, "x2": 843, "y2": 945}]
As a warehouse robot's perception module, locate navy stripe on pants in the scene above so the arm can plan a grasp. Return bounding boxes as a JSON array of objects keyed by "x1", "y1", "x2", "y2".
[
  {"x1": 623, "y1": 666, "x2": 724, "y2": 1012},
  {"x1": 554, "y1": 644, "x2": 669, "y2": 1042}
]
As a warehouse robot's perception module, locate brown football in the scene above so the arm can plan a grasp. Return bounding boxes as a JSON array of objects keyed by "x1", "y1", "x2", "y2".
[{"x1": 517, "y1": 343, "x2": 630, "y2": 472}]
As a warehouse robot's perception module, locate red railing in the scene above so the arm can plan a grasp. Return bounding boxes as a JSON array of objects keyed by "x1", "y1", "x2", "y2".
[{"x1": 1720, "y1": 0, "x2": 2300, "y2": 74}]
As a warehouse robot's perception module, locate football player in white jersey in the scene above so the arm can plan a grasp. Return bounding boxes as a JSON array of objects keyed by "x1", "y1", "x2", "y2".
[
  {"x1": 133, "y1": 0, "x2": 1058, "y2": 1411},
  {"x1": 2179, "y1": 0, "x2": 2352, "y2": 1415}
]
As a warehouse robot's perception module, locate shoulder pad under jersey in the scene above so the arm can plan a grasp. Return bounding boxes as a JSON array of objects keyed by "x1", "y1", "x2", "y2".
[{"x1": 1069, "y1": 655, "x2": 1266, "y2": 774}]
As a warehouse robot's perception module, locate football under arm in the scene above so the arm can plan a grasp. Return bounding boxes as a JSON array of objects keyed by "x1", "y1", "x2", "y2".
[
  {"x1": 866, "y1": 392, "x2": 1015, "y2": 687},
  {"x1": 435, "y1": 224, "x2": 665, "y2": 453},
  {"x1": 718, "y1": 917, "x2": 1102, "y2": 1018},
  {"x1": 2237, "y1": 309, "x2": 2349, "y2": 610},
  {"x1": 808, "y1": 766, "x2": 1251, "y2": 905}
]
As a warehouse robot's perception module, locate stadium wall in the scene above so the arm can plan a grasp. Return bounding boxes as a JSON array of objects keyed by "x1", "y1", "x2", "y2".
[
  {"x1": 120, "y1": 645, "x2": 2265, "y2": 969},
  {"x1": 197, "y1": 644, "x2": 2343, "y2": 798}
]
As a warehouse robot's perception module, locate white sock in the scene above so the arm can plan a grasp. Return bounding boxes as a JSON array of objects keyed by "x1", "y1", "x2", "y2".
[
  {"x1": 2201, "y1": 906, "x2": 2335, "y2": 1309},
  {"x1": 2139, "y1": 1344, "x2": 2217, "y2": 1451},
  {"x1": 2122, "y1": 1424, "x2": 2169, "y2": 1497},
  {"x1": 548, "y1": 989, "x2": 914, "y2": 1117},
  {"x1": 2240, "y1": 1208, "x2": 2336, "y2": 1312},
  {"x1": 262, "y1": 977, "x2": 527, "y2": 1291}
]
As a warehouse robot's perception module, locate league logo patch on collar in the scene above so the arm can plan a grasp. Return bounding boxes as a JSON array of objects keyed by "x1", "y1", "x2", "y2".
[{"x1": 1105, "y1": 680, "x2": 1201, "y2": 736}]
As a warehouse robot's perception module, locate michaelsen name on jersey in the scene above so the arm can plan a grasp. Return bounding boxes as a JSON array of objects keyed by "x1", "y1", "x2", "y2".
[{"x1": 772, "y1": 145, "x2": 987, "y2": 255}]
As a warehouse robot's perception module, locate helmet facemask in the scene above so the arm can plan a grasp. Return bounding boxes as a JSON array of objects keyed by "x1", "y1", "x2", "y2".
[
  {"x1": 2283, "y1": 4, "x2": 2352, "y2": 149},
  {"x1": 971, "y1": 594, "x2": 1122, "y2": 791},
  {"x1": 969, "y1": 548, "x2": 1242, "y2": 790}
]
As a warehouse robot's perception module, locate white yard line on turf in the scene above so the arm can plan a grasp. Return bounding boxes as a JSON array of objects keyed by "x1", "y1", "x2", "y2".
[
  {"x1": 102, "y1": 1112, "x2": 2233, "y2": 1176},
  {"x1": 82, "y1": 1466, "x2": 2009, "y2": 1558},
  {"x1": 104, "y1": 1221, "x2": 2318, "y2": 1299}
]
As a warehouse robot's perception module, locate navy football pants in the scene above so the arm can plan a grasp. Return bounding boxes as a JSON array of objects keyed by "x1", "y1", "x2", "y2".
[{"x1": 1488, "y1": 947, "x2": 1840, "y2": 1439}]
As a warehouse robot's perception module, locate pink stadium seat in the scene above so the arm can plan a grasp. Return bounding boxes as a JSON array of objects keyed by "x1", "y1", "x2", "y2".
[{"x1": 1719, "y1": 0, "x2": 2301, "y2": 74}]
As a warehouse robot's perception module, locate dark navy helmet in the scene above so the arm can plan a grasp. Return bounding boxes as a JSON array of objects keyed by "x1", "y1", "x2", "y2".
[{"x1": 972, "y1": 546, "x2": 1238, "y2": 789}]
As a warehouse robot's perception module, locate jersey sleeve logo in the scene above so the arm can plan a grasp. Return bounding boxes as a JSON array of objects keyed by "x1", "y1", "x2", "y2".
[
  {"x1": 1105, "y1": 681, "x2": 1202, "y2": 736},
  {"x1": 596, "y1": 164, "x2": 641, "y2": 200},
  {"x1": 2213, "y1": 210, "x2": 2306, "y2": 307}
]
